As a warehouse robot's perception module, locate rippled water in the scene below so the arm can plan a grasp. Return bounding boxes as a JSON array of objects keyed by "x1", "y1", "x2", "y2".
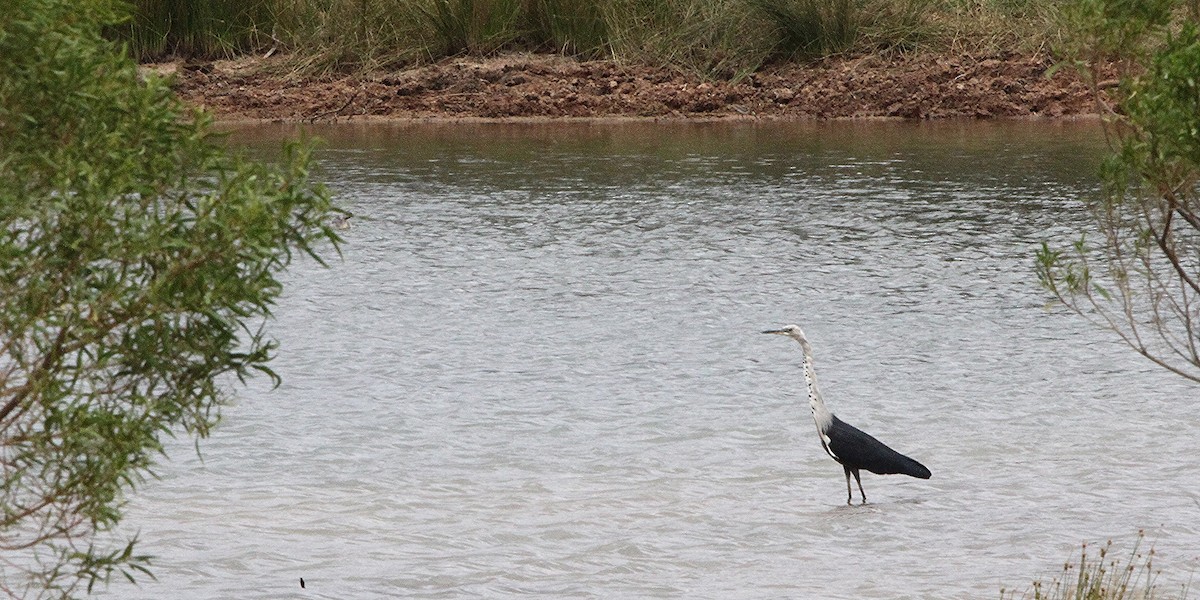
[{"x1": 108, "y1": 122, "x2": 1200, "y2": 599}]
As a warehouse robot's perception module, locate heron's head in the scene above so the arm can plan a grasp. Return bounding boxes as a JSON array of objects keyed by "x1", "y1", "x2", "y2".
[
  {"x1": 763, "y1": 324, "x2": 815, "y2": 357},
  {"x1": 762, "y1": 324, "x2": 807, "y2": 342}
]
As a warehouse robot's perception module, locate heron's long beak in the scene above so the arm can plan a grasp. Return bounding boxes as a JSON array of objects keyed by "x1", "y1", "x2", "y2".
[{"x1": 762, "y1": 329, "x2": 787, "y2": 335}]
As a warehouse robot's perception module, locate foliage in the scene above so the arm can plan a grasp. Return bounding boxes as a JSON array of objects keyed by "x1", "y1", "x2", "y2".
[
  {"x1": 1056, "y1": 0, "x2": 1175, "y2": 60},
  {"x1": 1036, "y1": 0, "x2": 1200, "y2": 383},
  {"x1": 0, "y1": 0, "x2": 341, "y2": 596},
  {"x1": 1003, "y1": 532, "x2": 1185, "y2": 600}
]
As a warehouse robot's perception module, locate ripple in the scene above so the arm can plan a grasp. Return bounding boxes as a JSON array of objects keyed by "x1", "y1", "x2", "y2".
[{"x1": 103, "y1": 121, "x2": 1199, "y2": 600}]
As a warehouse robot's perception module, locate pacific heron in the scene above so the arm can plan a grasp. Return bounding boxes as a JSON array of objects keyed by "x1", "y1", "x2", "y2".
[{"x1": 764, "y1": 324, "x2": 931, "y2": 504}]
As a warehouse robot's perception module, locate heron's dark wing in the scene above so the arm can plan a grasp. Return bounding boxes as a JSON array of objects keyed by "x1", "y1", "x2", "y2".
[{"x1": 827, "y1": 416, "x2": 931, "y2": 479}]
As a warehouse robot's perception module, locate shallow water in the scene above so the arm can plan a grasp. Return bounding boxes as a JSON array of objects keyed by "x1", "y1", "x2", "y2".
[{"x1": 107, "y1": 121, "x2": 1199, "y2": 599}]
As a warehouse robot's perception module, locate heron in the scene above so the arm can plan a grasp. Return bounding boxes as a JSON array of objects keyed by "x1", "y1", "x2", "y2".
[{"x1": 763, "y1": 324, "x2": 931, "y2": 504}]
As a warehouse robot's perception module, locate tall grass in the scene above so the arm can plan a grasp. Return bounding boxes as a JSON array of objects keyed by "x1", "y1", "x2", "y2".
[
  {"x1": 526, "y1": 0, "x2": 611, "y2": 57},
  {"x1": 933, "y1": 0, "x2": 1071, "y2": 54},
  {"x1": 114, "y1": 0, "x2": 278, "y2": 60},
  {"x1": 116, "y1": 0, "x2": 1077, "y2": 74},
  {"x1": 749, "y1": 0, "x2": 858, "y2": 58},
  {"x1": 266, "y1": 0, "x2": 611, "y2": 71},
  {"x1": 419, "y1": 0, "x2": 524, "y2": 56},
  {"x1": 268, "y1": 0, "x2": 429, "y2": 71},
  {"x1": 604, "y1": 0, "x2": 774, "y2": 77},
  {"x1": 859, "y1": 0, "x2": 935, "y2": 53}
]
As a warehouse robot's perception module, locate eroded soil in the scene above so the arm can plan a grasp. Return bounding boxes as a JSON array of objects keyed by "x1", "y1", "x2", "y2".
[{"x1": 155, "y1": 51, "x2": 1109, "y2": 122}]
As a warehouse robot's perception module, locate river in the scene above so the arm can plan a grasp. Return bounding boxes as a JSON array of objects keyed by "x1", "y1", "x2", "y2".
[{"x1": 107, "y1": 121, "x2": 1199, "y2": 599}]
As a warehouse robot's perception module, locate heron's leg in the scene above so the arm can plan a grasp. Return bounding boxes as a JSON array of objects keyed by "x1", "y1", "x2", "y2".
[
  {"x1": 842, "y1": 465, "x2": 853, "y2": 505},
  {"x1": 851, "y1": 469, "x2": 866, "y2": 504}
]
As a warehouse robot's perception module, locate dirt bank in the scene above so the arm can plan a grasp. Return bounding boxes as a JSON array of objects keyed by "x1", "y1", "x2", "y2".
[{"x1": 156, "y1": 51, "x2": 1108, "y2": 122}]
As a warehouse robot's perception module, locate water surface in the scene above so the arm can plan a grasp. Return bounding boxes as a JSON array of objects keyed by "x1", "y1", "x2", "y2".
[{"x1": 110, "y1": 121, "x2": 1199, "y2": 599}]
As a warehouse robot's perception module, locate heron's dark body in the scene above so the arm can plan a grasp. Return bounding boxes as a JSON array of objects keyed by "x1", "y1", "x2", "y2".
[{"x1": 822, "y1": 416, "x2": 931, "y2": 479}]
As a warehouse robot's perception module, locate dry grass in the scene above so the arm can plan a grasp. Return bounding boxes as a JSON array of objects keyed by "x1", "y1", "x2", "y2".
[
  {"x1": 1002, "y1": 532, "x2": 1190, "y2": 600},
  {"x1": 114, "y1": 0, "x2": 1078, "y2": 76}
]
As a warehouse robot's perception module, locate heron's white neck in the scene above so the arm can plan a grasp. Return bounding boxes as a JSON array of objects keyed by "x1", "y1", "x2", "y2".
[{"x1": 800, "y1": 341, "x2": 834, "y2": 433}]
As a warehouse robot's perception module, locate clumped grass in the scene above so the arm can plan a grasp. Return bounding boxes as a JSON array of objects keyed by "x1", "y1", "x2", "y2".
[
  {"x1": 747, "y1": 0, "x2": 941, "y2": 60},
  {"x1": 749, "y1": 0, "x2": 859, "y2": 58},
  {"x1": 525, "y1": 0, "x2": 611, "y2": 57},
  {"x1": 267, "y1": 0, "x2": 612, "y2": 72},
  {"x1": 115, "y1": 0, "x2": 1080, "y2": 75},
  {"x1": 930, "y1": 0, "x2": 1072, "y2": 56},
  {"x1": 418, "y1": 0, "x2": 524, "y2": 57},
  {"x1": 858, "y1": 0, "x2": 936, "y2": 53},
  {"x1": 604, "y1": 0, "x2": 774, "y2": 78},
  {"x1": 1003, "y1": 532, "x2": 1189, "y2": 600}
]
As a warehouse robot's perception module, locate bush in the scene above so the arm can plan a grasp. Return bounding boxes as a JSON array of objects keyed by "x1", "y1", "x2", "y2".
[
  {"x1": 1037, "y1": 0, "x2": 1200, "y2": 383},
  {"x1": 0, "y1": 0, "x2": 341, "y2": 595}
]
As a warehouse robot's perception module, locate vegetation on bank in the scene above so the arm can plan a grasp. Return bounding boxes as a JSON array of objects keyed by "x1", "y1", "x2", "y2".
[{"x1": 113, "y1": 0, "x2": 1071, "y2": 76}]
